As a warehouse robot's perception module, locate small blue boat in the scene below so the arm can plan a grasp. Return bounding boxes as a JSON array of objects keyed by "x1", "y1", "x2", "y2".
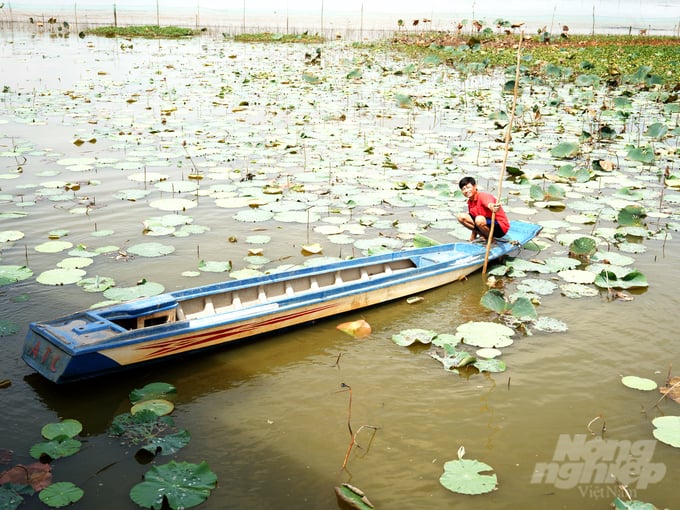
[{"x1": 23, "y1": 221, "x2": 542, "y2": 383}]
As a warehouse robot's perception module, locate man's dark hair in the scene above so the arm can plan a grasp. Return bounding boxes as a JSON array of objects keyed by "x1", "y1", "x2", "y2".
[{"x1": 458, "y1": 176, "x2": 476, "y2": 189}]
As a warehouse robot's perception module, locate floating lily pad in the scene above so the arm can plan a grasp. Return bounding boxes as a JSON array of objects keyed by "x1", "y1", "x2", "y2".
[
  {"x1": 651, "y1": 416, "x2": 680, "y2": 448},
  {"x1": 39, "y1": 482, "x2": 84, "y2": 508},
  {"x1": 0, "y1": 265, "x2": 33, "y2": 285},
  {"x1": 35, "y1": 240, "x2": 73, "y2": 253},
  {"x1": 560, "y1": 283, "x2": 599, "y2": 298},
  {"x1": 57, "y1": 257, "x2": 93, "y2": 269},
  {"x1": 0, "y1": 230, "x2": 24, "y2": 242},
  {"x1": 475, "y1": 348, "x2": 502, "y2": 358},
  {"x1": 594, "y1": 270, "x2": 648, "y2": 289},
  {"x1": 77, "y1": 276, "x2": 116, "y2": 292},
  {"x1": 129, "y1": 461, "x2": 217, "y2": 510},
  {"x1": 127, "y1": 242, "x2": 176, "y2": 257},
  {"x1": 198, "y1": 260, "x2": 232, "y2": 273},
  {"x1": 103, "y1": 281, "x2": 164, "y2": 301},
  {"x1": 30, "y1": 438, "x2": 82, "y2": 460},
  {"x1": 558, "y1": 269, "x2": 596, "y2": 284},
  {"x1": 440, "y1": 455, "x2": 497, "y2": 495},
  {"x1": 456, "y1": 321, "x2": 514, "y2": 348},
  {"x1": 621, "y1": 376, "x2": 657, "y2": 391},
  {"x1": 391, "y1": 328, "x2": 438, "y2": 346},
  {"x1": 131, "y1": 399, "x2": 175, "y2": 417},
  {"x1": 41, "y1": 419, "x2": 82, "y2": 440},
  {"x1": 532, "y1": 317, "x2": 569, "y2": 332},
  {"x1": 130, "y1": 382, "x2": 177, "y2": 404},
  {"x1": 36, "y1": 268, "x2": 86, "y2": 286},
  {"x1": 473, "y1": 358, "x2": 507, "y2": 373}
]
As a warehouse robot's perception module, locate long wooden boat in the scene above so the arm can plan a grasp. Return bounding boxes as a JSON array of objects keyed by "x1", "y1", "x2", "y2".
[{"x1": 23, "y1": 221, "x2": 542, "y2": 383}]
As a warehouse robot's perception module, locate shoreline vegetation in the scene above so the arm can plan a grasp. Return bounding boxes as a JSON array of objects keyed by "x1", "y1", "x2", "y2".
[{"x1": 73, "y1": 23, "x2": 680, "y2": 87}]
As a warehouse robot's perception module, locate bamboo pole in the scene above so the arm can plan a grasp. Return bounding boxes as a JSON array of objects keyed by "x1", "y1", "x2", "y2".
[{"x1": 482, "y1": 32, "x2": 524, "y2": 275}]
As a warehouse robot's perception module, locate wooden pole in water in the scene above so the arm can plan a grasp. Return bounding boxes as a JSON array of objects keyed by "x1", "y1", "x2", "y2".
[{"x1": 482, "y1": 32, "x2": 523, "y2": 276}]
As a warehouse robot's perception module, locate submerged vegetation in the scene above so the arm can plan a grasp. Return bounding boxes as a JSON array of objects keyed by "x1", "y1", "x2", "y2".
[{"x1": 232, "y1": 31, "x2": 326, "y2": 43}]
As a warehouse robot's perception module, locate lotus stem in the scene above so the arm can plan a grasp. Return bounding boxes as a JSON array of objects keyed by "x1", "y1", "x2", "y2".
[{"x1": 587, "y1": 414, "x2": 606, "y2": 436}]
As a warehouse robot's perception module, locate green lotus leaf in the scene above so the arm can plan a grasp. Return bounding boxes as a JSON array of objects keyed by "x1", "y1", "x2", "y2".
[
  {"x1": 38, "y1": 482, "x2": 83, "y2": 508},
  {"x1": 392, "y1": 328, "x2": 438, "y2": 346},
  {"x1": 456, "y1": 321, "x2": 514, "y2": 348},
  {"x1": 149, "y1": 198, "x2": 197, "y2": 212},
  {"x1": 233, "y1": 209, "x2": 274, "y2": 222},
  {"x1": 35, "y1": 240, "x2": 73, "y2": 253},
  {"x1": 130, "y1": 382, "x2": 177, "y2": 404},
  {"x1": 103, "y1": 281, "x2": 165, "y2": 301},
  {"x1": 651, "y1": 416, "x2": 680, "y2": 448},
  {"x1": 569, "y1": 237, "x2": 597, "y2": 256},
  {"x1": 139, "y1": 429, "x2": 191, "y2": 456},
  {"x1": 57, "y1": 257, "x2": 93, "y2": 269},
  {"x1": 617, "y1": 205, "x2": 646, "y2": 226},
  {"x1": 127, "y1": 242, "x2": 176, "y2": 257},
  {"x1": 229, "y1": 268, "x2": 264, "y2": 279},
  {"x1": 517, "y1": 278, "x2": 557, "y2": 296},
  {"x1": 440, "y1": 457, "x2": 497, "y2": 495},
  {"x1": 29, "y1": 438, "x2": 81, "y2": 460},
  {"x1": 36, "y1": 268, "x2": 86, "y2": 286},
  {"x1": 41, "y1": 419, "x2": 82, "y2": 440},
  {"x1": 0, "y1": 485, "x2": 25, "y2": 510},
  {"x1": 77, "y1": 276, "x2": 116, "y2": 292},
  {"x1": 473, "y1": 358, "x2": 506, "y2": 373},
  {"x1": 645, "y1": 122, "x2": 667, "y2": 140},
  {"x1": 198, "y1": 260, "x2": 232, "y2": 273},
  {"x1": 626, "y1": 145, "x2": 654, "y2": 164},
  {"x1": 129, "y1": 460, "x2": 217, "y2": 510},
  {"x1": 611, "y1": 497, "x2": 659, "y2": 510},
  {"x1": 480, "y1": 289, "x2": 507, "y2": 314},
  {"x1": 532, "y1": 316, "x2": 569, "y2": 332},
  {"x1": 334, "y1": 484, "x2": 374, "y2": 510},
  {"x1": 621, "y1": 376, "x2": 657, "y2": 391},
  {"x1": 550, "y1": 142, "x2": 579, "y2": 159},
  {"x1": 558, "y1": 269, "x2": 596, "y2": 284},
  {"x1": 615, "y1": 187, "x2": 644, "y2": 201},
  {"x1": 131, "y1": 399, "x2": 175, "y2": 417},
  {"x1": 0, "y1": 230, "x2": 24, "y2": 242},
  {"x1": 0, "y1": 266, "x2": 33, "y2": 286},
  {"x1": 0, "y1": 319, "x2": 19, "y2": 337},
  {"x1": 508, "y1": 296, "x2": 538, "y2": 320},
  {"x1": 593, "y1": 270, "x2": 648, "y2": 289}
]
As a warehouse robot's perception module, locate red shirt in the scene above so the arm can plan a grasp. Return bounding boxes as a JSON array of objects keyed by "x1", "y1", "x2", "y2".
[{"x1": 468, "y1": 191, "x2": 510, "y2": 234}]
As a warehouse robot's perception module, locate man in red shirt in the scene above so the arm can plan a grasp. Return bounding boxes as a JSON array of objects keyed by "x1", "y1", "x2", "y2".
[{"x1": 457, "y1": 176, "x2": 510, "y2": 241}]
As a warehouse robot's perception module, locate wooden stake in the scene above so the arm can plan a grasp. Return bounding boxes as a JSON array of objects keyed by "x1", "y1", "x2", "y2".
[{"x1": 482, "y1": 32, "x2": 523, "y2": 275}]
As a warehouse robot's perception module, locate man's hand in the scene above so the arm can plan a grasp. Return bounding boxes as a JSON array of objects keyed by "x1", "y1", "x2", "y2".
[{"x1": 490, "y1": 202, "x2": 501, "y2": 212}]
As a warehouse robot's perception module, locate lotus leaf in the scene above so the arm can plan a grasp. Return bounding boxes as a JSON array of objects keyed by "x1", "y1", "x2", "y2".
[
  {"x1": 35, "y1": 241, "x2": 73, "y2": 253},
  {"x1": 103, "y1": 281, "x2": 164, "y2": 301},
  {"x1": 198, "y1": 260, "x2": 232, "y2": 273},
  {"x1": 531, "y1": 317, "x2": 569, "y2": 332},
  {"x1": 131, "y1": 399, "x2": 175, "y2": 417},
  {"x1": 129, "y1": 460, "x2": 217, "y2": 510},
  {"x1": 473, "y1": 358, "x2": 506, "y2": 373},
  {"x1": 591, "y1": 251, "x2": 635, "y2": 266},
  {"x1": 621, "y1": 376, "x2": 657, "y2": 391},
  {"x1": 0, "y1": 319, "x2": 18, "y2": 337},
  {"x1": 127, "y1": 242, "x2": 176, "y2": 257},
  {"x1": 456, "y1": 321, "x2": 514, "y2": 348},
  {"x1": 0, "y1": 231, "x2": 24, "y2": 242},
  {"x1": 29, "y1": 438, "x2": 81, "y2": 460},
  {"x1": 550, "y1": 142, "x2": 579, "y2": 159},
  {"x1": 558, "y1": 270, "x2": 596, "y2": 284},
  {"x1": 611, "y1": 497, "x2": 658, "y2": 510},
  {"x1": 229, "y1": 268, "x2": 264, "y2": 279},
  {"x1": 139, "y1": 429, "x2": 192, "y2": 456},
  {"x1": 233, "y1": 209, "x2": 274, "y2": 222},
  {"x1": 429, "y1": 347, "x2": 476, "y2": 370},
  {"x1": 246, "y1": 235, "x2": 271, "y2": 244},
  {"x1": 651, "y1": 416, "x2": 680, "y2": 448},
  {"x1": 516, "y1": 278, "x2": 558, "y2": 296},
  {"x1": 77, "y1": 276, "x2": 116, "y2": 292},
  {"x1": 626, "y1": 146, "x2": 654, "y2": 164},
  {"x1": 392, "y1": 328, "x2": 438, "y2": 346},
  {"x1": 476, "y1": 348, "x2": 502, "y2": 358},
  {"x1": 544, "y1": 256, "x2": 580, "y2": 272},
  {"x1": 39, "y1": 482, "x2": 84, "y2": 508},
  {"x1": 130, "y1": 382, "x2": 177, "y2": 404},
  {"x1": 617, "y1": 205, "x2": 646, "y2": 226},
  {"x1": 0, "y1": 485, "x2": 25, "y2": 510},
  {"x1": 334, "y1": 483, "x2": 374, "y2": 510},
  {"x1": 593, "y1": 270, "x2": 648, "y2": 289},
  {"x1": 36, "y1": 268, "x2": 86, "y2": 286},
  {"x1": 569, "y1": 237, "x2": 597, "y2": 257},
  {"x1": 57, "y1": 257, "x2": 93, "y2": 269},
  {"x1": 41, "y1": 419, "x2": 82, "y2": 440},
  {"x1": 440, "y1": 457, "x2": 497, "y2": 495}
]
